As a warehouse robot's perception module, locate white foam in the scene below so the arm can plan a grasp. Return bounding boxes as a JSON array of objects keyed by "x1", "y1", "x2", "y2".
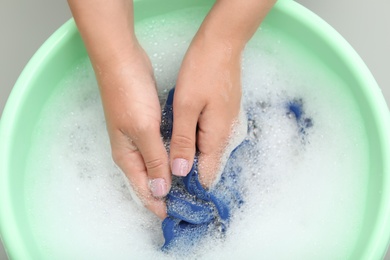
[{"x1": 25, "y1": 7, "x2": 368, "y2": 259}]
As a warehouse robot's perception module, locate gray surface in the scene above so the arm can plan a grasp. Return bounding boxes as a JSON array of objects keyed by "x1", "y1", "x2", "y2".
[
  {"x1": 0, "y1": 1, "x2": 389, "y2": 260},
  {"x1": 0, "y1": 2, "x2": 72, "y2": 260}
]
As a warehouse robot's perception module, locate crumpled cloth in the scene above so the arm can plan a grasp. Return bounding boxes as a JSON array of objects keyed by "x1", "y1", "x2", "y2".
[
  {"x1": 160, "y1": 88, "x2": 247, "y2": 250},
  {"x1": 159, "y1": 89, "x2": 313, "y2": 250}
]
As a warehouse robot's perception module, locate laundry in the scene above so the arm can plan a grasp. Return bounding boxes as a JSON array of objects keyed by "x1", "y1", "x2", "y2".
[
  {"x1": 160, "y1": 88, "x2": 313, "y2": 251},
  {"x1": 160, "y1": 88, "x2": 248, "y2": 251},
  {"x1": 286, "y1": 99, "x2": 313, "y2": 141}
]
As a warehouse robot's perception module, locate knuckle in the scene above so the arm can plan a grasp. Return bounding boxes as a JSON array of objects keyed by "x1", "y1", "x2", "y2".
[
  {"x1": 111, "y1": 149, "x2": 124, "y2": 165},
  {"x1": 131, "y1": 118, "x2": 160, "y2": 136},
  {"x1": 175, "y1": 96, "x2": 192, "y2": 108},
  {"x1": 144, "y1": 157, "x2": 166, "y2": 172},
  {"x1": 198, "y1": 142, "x2": 216, "y2": 155},
  {"x1": 171, "y1": 134, "x2": 195, "y2": 150},
  {"x1": 111, "y1": 144, "x2": 135, "y2": 166},
  {"x1": 174, "y1": 94, "x2": 202, "y2": 111},
  {"x1": 198, "y1": 134, "x2": 226, "y2": 155}
]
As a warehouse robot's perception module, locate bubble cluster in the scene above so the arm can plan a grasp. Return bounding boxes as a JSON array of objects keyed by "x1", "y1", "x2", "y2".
[{"x1": 25, "y1": 7, "x2": 368, "y2": 259}]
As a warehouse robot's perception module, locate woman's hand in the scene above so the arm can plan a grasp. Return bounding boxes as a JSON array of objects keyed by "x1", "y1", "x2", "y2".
[
  {"x1": 170, "y1": 0, "x2": 276, "y2": 187},
  {"x1": 170, "y1": 35, "x2": 243, "y2": 187},
  {"x1": 68, "y1": 0, "x2": 276, "y2": 218},
  {"x1": 68, "y1": 0, "x2": 170, "y2": 219},
  {"x1": 98, "y1": 44, "x2": 170, "y2": 219}
]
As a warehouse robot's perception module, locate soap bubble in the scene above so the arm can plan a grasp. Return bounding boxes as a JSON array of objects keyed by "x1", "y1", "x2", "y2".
[{"x1": 25, "y1": 6, "x2": 368, "y2": 259}]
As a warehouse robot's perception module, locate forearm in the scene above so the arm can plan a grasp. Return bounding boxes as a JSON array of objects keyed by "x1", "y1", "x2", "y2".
[
  {"x1": 173, "y1": 0, "x2": 276, "y2": 187},
  {"x1": 67, "y1": 0, "x2": 137, "y2": 68},
  {"x1": 196, "y1": 0, "x2": 277, "y2": 51}
]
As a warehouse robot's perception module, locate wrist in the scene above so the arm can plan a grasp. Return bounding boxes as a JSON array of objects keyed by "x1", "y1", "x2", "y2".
[
  {"x1": 88, "y1": 35, "x2": 141, "y2": 69},
  {"x1": 93, "y1": 42, "x2": 154, "y2": 92},
  {"x1": 69, "y1": 0, "x2": 140, "y2": 71},
  {"x1": 188, "y1": 30, "x2": 243, "y2": 67},
  {"x1": 195, "y1": 16, "x2": 247, "y2": 54},
  {"x1": 195, "y1": 0, "x2": 277, "y2": 52}
]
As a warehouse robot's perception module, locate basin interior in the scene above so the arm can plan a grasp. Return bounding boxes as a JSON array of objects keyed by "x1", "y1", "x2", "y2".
[{"x1": 1, "y1": 0, "x2": 389, "y2": 259}]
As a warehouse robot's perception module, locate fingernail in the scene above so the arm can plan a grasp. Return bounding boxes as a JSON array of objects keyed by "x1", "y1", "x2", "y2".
[
  {"x1": 172, "y1": 158, "x2": 189, "y2": 176},
  {"x1": 150, "y1": 178, "x2": 167, "y2": 197}
]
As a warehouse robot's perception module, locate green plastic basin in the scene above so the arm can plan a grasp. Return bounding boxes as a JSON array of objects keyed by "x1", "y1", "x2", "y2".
[{"x1": 1, "y1": 0, "x2": 390, "y2": 259}]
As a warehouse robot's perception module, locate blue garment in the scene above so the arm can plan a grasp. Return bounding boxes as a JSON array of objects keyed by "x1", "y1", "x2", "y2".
[
  {"x1": 160, "y1": 88, "x2": 246, "y2": 251},
  {"x1": 287, "y1": 99, "x2": 313, "y2": 141},
  {"x1": 160, "y1": 89, "x2": 313, "y2": 251}
]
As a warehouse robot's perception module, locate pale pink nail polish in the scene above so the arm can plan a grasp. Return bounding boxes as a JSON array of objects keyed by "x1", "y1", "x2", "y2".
[
  {"x1": 150, "y1": 178, "x2": 167, "y2": 197},
  {"x1": 172, "y1": 158, "x2": 189, "y2": 177}
]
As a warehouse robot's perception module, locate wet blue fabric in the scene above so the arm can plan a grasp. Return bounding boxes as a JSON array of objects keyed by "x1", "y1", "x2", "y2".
[
  {"x1": 160, "y1": 89, "x2": 313, "y2": 250},
  {"x1": 286, "y1": 99, "x2": 313, "y2": 139},
  {"x1": 160, "y1": 88, "x2": 246, "y2": 251}
]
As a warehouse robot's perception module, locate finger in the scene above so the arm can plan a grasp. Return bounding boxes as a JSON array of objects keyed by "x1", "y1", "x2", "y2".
[
  {"x1": 119, "y1": 150, "x2": 167, "y2": 219},
  {"x1": 133, "y1": 124, "x2": 171, "y2": 198},
  {"x1": 169, "y1": 89, "x2": 204, "y2": 177},
  {"x1": 197, "y1": 106, "x2": 238, "y2": 187},
  {"x1": 197, "y1": 125, "x2": 229, "y2": 187},
  {"x1": 112, "y1": 133, "x2": 167, "y2": 219}
]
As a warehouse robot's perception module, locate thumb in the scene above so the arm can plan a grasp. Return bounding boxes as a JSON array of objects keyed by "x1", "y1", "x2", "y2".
[
  {"x1": 170, "y1": 93, "x2": 203, "y2": 177},
  {"x1": 135, "y1": 126, "x2": 171, "y2": 198}
]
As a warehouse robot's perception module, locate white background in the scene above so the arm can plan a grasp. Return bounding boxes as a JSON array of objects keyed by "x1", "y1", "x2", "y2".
[{"x1": 0, "y1": 1, "x2": 389, "y2": 259}]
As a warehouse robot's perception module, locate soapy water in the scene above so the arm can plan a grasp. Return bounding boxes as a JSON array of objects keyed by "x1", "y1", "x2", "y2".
[{"x1": 25, "y1": 7, "x2": 368, "y2": 259}]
